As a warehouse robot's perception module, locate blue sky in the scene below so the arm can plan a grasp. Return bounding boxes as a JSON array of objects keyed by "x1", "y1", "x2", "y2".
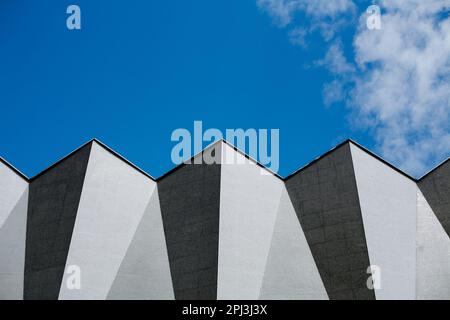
[{"x1": 1, "y1": 0, "x2": 448, "y2": 178}]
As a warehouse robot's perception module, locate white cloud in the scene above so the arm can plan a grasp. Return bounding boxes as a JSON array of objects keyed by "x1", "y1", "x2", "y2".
[
  {"x1": 258, "y1": 0, "x2": 450, "y2": 176},
  {"x1": 289, "y1": 27, "x2": 308, "y2": 47},
  {"x1": 256, "y1": 0, "x2": 299, "y2": 27},
  {"x1": 350, "y1": 0, "x2": 450, "y2": 175},
  {"x1": 316, "y1": 41, "x2": 355, "y2": 74},
  {"x1": 323, "y1": 79, "x2": 346, "y2": 106},
  {"x1": 257, "y1": 0, "x2": 356, "y2": 41}
]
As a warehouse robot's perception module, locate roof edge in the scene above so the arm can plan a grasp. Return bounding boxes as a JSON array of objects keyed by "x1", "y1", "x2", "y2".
[
  {"x1": 29, "y1": 138, "x2": 95, "y2": 182},
  {"x1": 348, "y1": 139, "x2": 417, "y2": 182},
  {"x1": 5, "y1": 137, "x2": 448, "y2": 183},
  {"x1": 156, "y1": 139, "x2": 223, "y2": 181},
  {"x1": 417, "y1": 154, "x2": 450, "y2": 181},
  {"x1": 284, "y1": 139, "x2": 417, "y2": 182},
  {"x1": 221, "y1": 139, "x2": 284, "y2": 180},
  {"x1": 29, "y1": 138, "x2": 157, "y2": 182},
  {"x1": 284, "y1": 139, "x2": 351, "y2": 181},
  {"x1": 92, "y1": 139, "x2": 156, "y2": 181},
  {"x1": 0, "y1": 156, "x2": 29, "y2": 181},
  {"x1": 156, "y1": 139, "x2": 285, "y2": 181}
]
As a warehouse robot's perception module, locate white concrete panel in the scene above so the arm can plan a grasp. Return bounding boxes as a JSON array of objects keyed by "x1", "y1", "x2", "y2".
[
  {"x1": 417, "y1": 190, "x2": 450, "y2": 299},
  {"x1": 59, "y1": 142, "x2": 157, "y2": 299},
  {"x1": 0, "y1": 162, "x2": 28, "y2": 227},
  {"x1": 0, "y1": 162, "x2": 28, "y2": 300},
  {"x1": 350, "y1": 144, "x2": 417, "y2": 300},
  {"x1": 107, "y1": 188, "x2": 174, "y2": 300},
  {"x1": 259, "y1": 187, "x2": 328, "y2": 299},
  {"x1": 217, "y1": 143, "x2": 283, "y2": 300}
]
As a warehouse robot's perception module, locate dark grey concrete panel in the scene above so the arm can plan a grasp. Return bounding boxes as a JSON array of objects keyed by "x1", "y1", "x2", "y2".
[
  {"x1": 158, "y1": 154, "x2": 221, "y2": 300},
  {"x1": 285, "y1": 143, "x2": 374, "y2": 300},
  {"x1": 24, "y1": 143, "x2": 92, "y2": 300},
  {"x1": 419, "y1": 162, "x2": 450, "y2": 238}
]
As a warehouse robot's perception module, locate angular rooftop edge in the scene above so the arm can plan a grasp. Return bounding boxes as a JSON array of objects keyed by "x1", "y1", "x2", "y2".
[
  {"x1": 284, "y1": 139, "x2": 416, "y2": 182},
  {"x1": 0, "y1": 138, "x2": 440, "y2": 183},
  {"x1": 0, "y1": 156, "x2": 28, "y2": 181}
]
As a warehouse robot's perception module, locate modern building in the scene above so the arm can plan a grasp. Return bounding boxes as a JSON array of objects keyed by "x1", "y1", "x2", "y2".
[{"x1": 0, "y1": 139, "x2": 449, "y2": 300}]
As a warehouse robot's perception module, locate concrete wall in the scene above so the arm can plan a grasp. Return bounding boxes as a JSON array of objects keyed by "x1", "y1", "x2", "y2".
[
  {"x1": 0, "y1": 161, "x2": 28, "y2": 299},
  {"x1": 416, "y1": 189, "x2": 450, "y2": 299},
  {"x1": 107, "y1": 187, "x2": 174, "y2": 300},
  {"x1": 158, "y1": 146, "x2": 222, "y2": 300},
  {"x1": 218, "y1": 143, "x2": 284, "y2": 299},
  {"x1": 259, "y1": 186, "x2": 328, "y2": 300},
  {"x1": 3, "y1": 139, "x2": 450, "y2": 300},
  {"x1": 350, "y1": 143, "x2": 417, "y2": 300},
  {"x1": 285, "y1": 143, "x2": 375, "y2": 300},
  {"x1": 419, "y1": 162, "x2": 450, "y2": 237},
  {"x1": 25, "y1": 143, "x2": 92, "y2": 300},
  {"x1": 59, "y1": 142, "x2": 172, "y2": 299},
  {"x1": 417, "y1": 159, "x2": 450, "y2": 299}
]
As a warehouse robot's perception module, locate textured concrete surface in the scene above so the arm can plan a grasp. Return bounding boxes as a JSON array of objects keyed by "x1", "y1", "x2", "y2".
[
  {"x1": 158, "y1": 149, "x2": 221, "y2": 300},
  {"x1": 416, "y1": 189, "x2": 450, "y2": 299},
  {"x1": 218, "y1": 143, "x2": 284, "y2": 300},
  {"x1": 285, "y1": 143, "x2": 375, "y2": 300},
  {"x1": 0, "y1": 162, "x2": 28, "y2": 299},
  {"x1": 259, "y1": 186, "x2": 328, "y2": 300},
  {"x1": 59, "y1": 142, "x2": 167, "y2": 299},
  {"x1": 25, "y1": 143, "x2": 92, "y2": 300},
  {"x1": 350, "y1": 143, "x2": 417, "y2": 300},
  {"x1": 419, "y1": 161, "x2": 450, "y2": 238},
  {"x1": 107, "y1": 188, "x2": 174, "y2": 300},
  {"x1": 3, "y1": 138, "x2": 450, "y2": 300}
]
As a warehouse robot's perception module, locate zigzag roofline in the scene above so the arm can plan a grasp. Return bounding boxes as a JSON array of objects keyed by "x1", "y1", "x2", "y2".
[
  {"x1": 284, "y1": 139, "x2": 416, "y2": 181},
  {"x1": 28, "y1": 139, "x2": 156, "y2": 182},
  {"x1": 348, "y1": 139, "x2": 416, "y2": 181},
  {"x1": 0, "y1": 137, "x2": 440, "y2": 182}
]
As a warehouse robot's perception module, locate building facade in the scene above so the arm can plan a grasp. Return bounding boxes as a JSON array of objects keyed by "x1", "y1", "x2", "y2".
[{"x1": 0, "y1": 139, "x2": 449, "y2": 300}]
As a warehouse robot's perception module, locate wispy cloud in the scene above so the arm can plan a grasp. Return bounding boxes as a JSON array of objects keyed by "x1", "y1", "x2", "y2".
[
  {"x1": 350, "y1": 0, "x2": 450, "y2": 175},
  {"x1": 257, "y1": 0, "x2": 450, "y2": 176},
  {"x1": 257, "y1": 0, "x2": 356, "y2": 42}
]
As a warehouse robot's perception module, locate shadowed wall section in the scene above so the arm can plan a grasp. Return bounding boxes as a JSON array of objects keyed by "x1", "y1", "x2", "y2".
[
  {"x1": 0, "y1": 160, "x2": 28, "y2": 299},
  {"x1": 285, "y1": 143, "x2": 374, "y2": 300},
  {"x1": 259, "y1": 186, "x2": 328, "y2": 299},
  {"x1": 416, "y1": 189, "x2": 450, "y2": 299},
  {"x1": 24, "y1": 143, "x2": 92, "y2": 300},
  {"x1": 418, "y1": 161, "x2": 450, "y2": 238},
  {"x1": 158, "y1": 148, "x2": 221, "y2": 300},
  {"x1": 107, "y1": 188, "x2": 174, "y2": 300}
]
